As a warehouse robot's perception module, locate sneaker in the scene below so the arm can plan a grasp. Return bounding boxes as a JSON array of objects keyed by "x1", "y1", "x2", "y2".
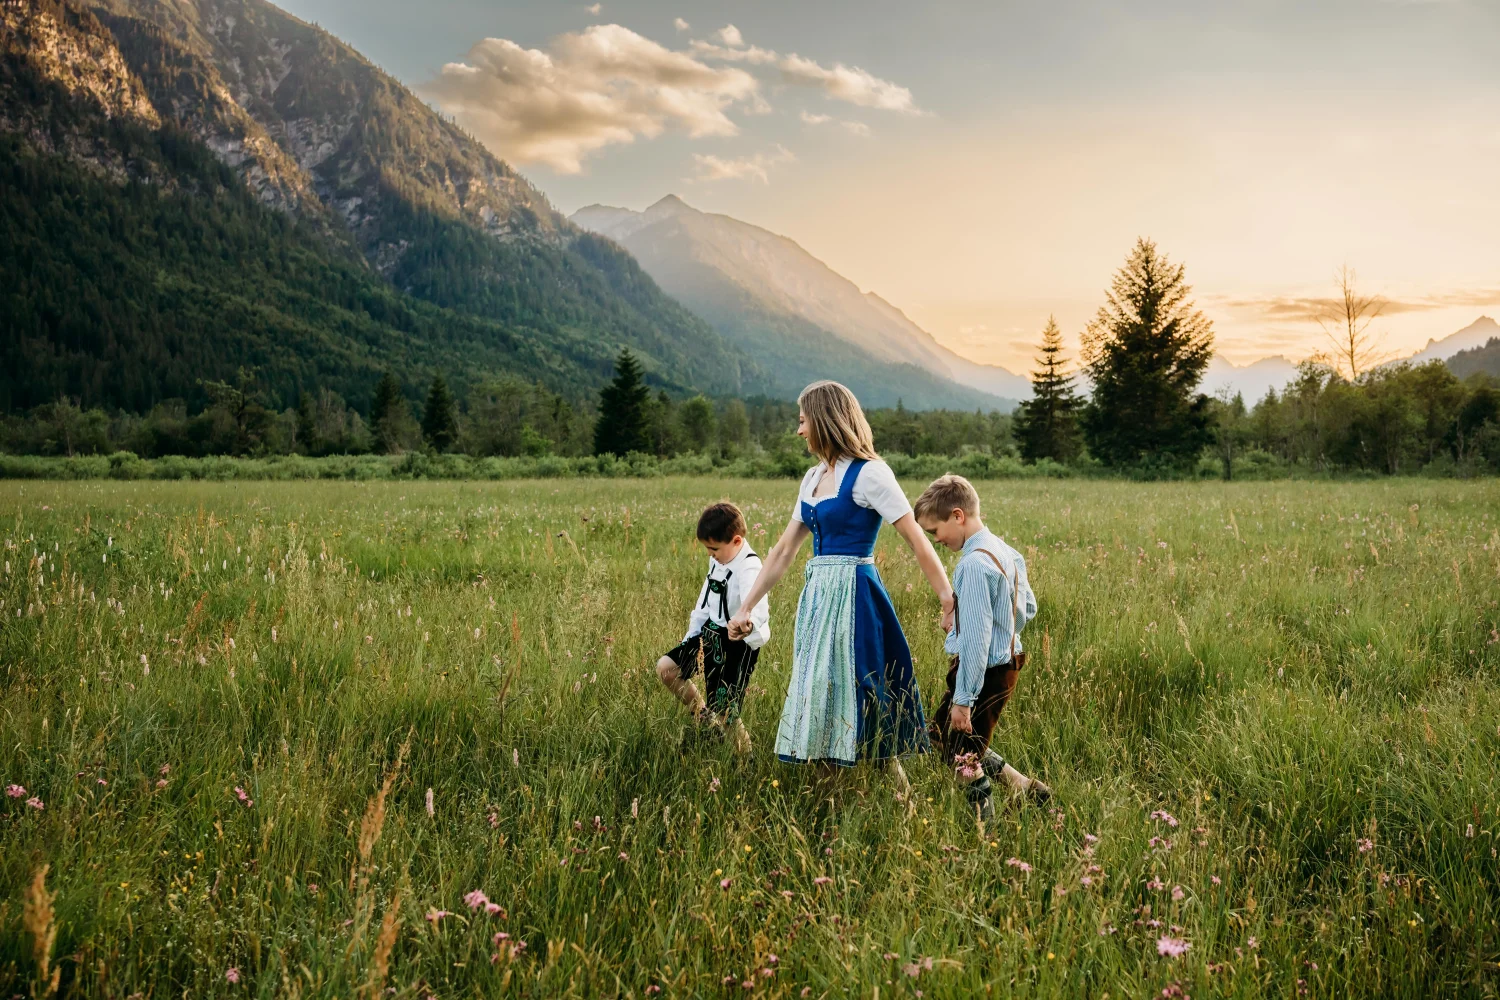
[{"x1": 1024, "y1": 779, "x2": 1053, "y2": 806}]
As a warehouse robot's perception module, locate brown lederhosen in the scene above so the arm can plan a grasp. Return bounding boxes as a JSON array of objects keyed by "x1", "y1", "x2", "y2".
[
  {"x1": 931, "y1": 656, "x2": 1021, "y2": 763},
  {"x1": 929, "y1": 546, "x2": 1027, "y2": 764}
]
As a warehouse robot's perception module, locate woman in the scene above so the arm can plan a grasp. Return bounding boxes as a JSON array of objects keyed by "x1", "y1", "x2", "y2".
[{"x1": 729, "y1": 381, "x2": 954, "y2": 774}]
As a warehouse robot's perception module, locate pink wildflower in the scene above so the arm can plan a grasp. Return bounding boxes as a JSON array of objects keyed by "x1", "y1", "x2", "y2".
[
  {"x1": 761, "y1": 968, "x2": 774, "y2": 978},
  {"x1": 903, "y1": 962, "x2": 921, "y2": 978},
  {"x1": 618, "y1": 851, "x2": 630, "y2": 861},
  {"x1": 1147, "y1": 878, "x2": 1166, "y2": 891},
  {"x1": 709, "y1": 776, "x2": 721, "y2": 793},
  {"x1": 464, "y1": 889, "x2": 490, "y2": 910},
  {"x1": 5, "y1": 784, "x2": 24, "y2": 797},
  {"x1": 1171, "y1": 885, "x2": 1185, "y2": 901},
  {"x1": 1211, "y1": 875, "x2": 1222, "y2": 885},
  {"x1": 1150, "y1": 809, "x2": 1179, "y2": 828},
  {"x1": 156, "y1": 779, "x2": 168, "y2": 788},
  {"x1": 1357, "y1": 837, "x2": 1374, "y2": 853},
  {"x1": 1247, "y1": 936, "x2": 1259, "y2": 949},
  {"x1": 646, "y1": 987, "x2": 661, "y2": 996},
  {"x1": 813, "y1": 876, "x2": 832, "y2": 886},
  {"x1": 1080, "y1": 876, "x2": 1093, "y2": 886},
  {"x1": 1157, "y1": 936, "x2": 1191, "y2": 958},
  {"x1": 485, "y1": 902, "x2": 504, "y2": 916},
  {"x1": 1005, "y1": 857, "x2": 1033, "y2": 874},
  {"x1": 425, "y1": 909, "x2": 450, "y2": 923},
  {"x1": 953, "y1": 752, "x2": 983, "y2": 781},
  {"x1": 720, "y1": 878, "x2": 732, "y2": 889},
  {"x1": 233, "y1": 786, "x2": 253, "y2": 808},
  {"x1": 225, "y1": 967, "x2": 241, "y2": 984},
  {"x1": 26, "y1": 796, "x2": 43, "y2": 810}
]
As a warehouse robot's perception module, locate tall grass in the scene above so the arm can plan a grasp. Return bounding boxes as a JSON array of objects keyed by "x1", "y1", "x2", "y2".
[{"x1": 1, "y1": 478, "x2": 1497, "y2": 998}]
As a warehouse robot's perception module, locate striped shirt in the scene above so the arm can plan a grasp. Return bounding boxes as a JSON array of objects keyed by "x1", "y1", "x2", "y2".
[{"x1": 943, "y1": 528, "x2": 1037, "y2": 707}]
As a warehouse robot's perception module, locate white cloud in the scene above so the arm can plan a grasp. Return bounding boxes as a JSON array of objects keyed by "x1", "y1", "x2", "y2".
[
  {"x1": 688, "y1": 40, "x2": 779, "y2": 64},
  {"x1": 673, "y1": 17, "x2": 690, "y2": 31},
  {"x1": 586, "y1": 3, "x2": 601, "y2": 13},
  {"x1": 691, "y1": 144, "x2": 795, "y2": 184},
  {"x1": 422, "y1": 24, "x2": 759, "y2": 173},
  {"x1": 717, "y1": 24, "x2": 744, "y2": 47},
  {"x1": 799, "y1": 110, "x2": 871, "y2": 136},
  {"x1": 779, "y1": 53, "x2": 918, "y2": 112}
]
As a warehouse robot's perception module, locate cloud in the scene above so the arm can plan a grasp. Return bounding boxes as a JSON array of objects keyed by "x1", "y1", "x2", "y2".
[
  {"x1": 778, "y1": 53, "x2": 918, "y2": 112},
  {"x1": 799, "y1": 110, "x2": 872, "y2": 136},
  {"x1": 586, "y1": 3, "x2": 601, "y2": 13},
  {"x1": 689, "y1": 28, "x2": 919, "y2": 112},
  {"x1": 673, "y1": 17, "x2": 689, "y2": 31},
  {"x1": 691, "y1": 145, "x2": 795, "y2": 184},
  {"x1": 422, "y1": 24, "x2": 759, "y2": 173},
  {"x1": 688, "y1": 39, "x2": 780, "y2": 64},
  {"x1": 1214, "y1": 287, "x2": 1500, "y2": 324}
]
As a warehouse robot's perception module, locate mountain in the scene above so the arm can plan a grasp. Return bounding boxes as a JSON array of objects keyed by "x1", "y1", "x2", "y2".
[
  {"x1": 1446, "y1": 337, "x2": 1500, "y2": 381},
  {"x1": 0, "y1": 0, "x2": 758, "y2": 414},
  {"x1": 571, "y1": 195, "x2": 1028, "y2": 410},
  {"x1": 1408, "y1": 316, "x2": 1500, "y2": 367},
  {"x1": 1200, "y1": 354, "x2": 1301, "y2": 402}
]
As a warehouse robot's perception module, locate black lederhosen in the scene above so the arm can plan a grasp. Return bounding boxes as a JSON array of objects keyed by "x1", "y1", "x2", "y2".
[{"x1": 665, "y1": 620, "x2": 759, "y2": 720}]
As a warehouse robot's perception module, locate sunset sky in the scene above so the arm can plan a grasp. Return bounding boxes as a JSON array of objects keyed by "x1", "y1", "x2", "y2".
[{"x1": 282, "y1": 0, "x2": 1500, "y2": 371}]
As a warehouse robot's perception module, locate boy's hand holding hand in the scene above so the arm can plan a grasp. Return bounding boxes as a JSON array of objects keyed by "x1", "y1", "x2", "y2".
[
  {"x1": 727, "y1": 613, "x2": 752, "y2": 641},
  {"x1": 949, "y1": 703, "x2": 973, "y2": 733}
]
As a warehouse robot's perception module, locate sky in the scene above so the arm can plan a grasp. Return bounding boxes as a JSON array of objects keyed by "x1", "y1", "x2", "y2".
[{"x1": 279, "y1": 0, "x2": 1500, "y2": 371}]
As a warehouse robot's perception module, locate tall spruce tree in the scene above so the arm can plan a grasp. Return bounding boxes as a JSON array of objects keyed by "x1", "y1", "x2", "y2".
[
  {"x1": 1012, "y1": 317, "x2": 1082, "y2": 463},
  {"x1": 369, "y1": 371, "x2": 408, "y2": 455},
  {"x1": 421, "y1": 374, "x2": 459, "y2": 452},
  {"x1": 593, "y1": 349, "x2": 652, "y2": 456},
  {"x1": 1080, "y1": 239, "x2": 1215, "y2": 467}
]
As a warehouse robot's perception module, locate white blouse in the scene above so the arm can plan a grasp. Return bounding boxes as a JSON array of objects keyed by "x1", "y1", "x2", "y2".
[
  {"x1": 790, "y1": 457, "x2": 913, "y2": 526},
  {"x1": 684, "y1": 543, "x2": 772, "y2": 650}
]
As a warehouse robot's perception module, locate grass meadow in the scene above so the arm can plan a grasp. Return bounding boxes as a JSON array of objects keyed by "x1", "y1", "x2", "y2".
[{"x1": 1, "y1": 476, "x2": 1498, "y2": 999}]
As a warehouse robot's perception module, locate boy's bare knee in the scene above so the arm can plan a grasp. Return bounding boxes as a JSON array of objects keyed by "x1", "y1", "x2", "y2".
[{"x1": 655, "y1": 657, "x2": 681, "y2": 684}]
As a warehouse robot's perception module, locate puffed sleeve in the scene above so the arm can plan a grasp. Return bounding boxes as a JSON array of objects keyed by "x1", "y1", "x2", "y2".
[
  {"x1": 789, "y1": 465, "x2": 820, "y2": 524},
  {"x1": 852, "y1": 460, "x2": 913, "y2": 524}
]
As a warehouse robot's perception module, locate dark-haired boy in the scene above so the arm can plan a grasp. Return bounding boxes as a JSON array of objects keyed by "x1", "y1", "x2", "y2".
[
  {"x1": 914, "y1": 474, "x2": 1051, "y2": 820},
  {"x1": 656, "y1": 502, "x2": 770, "y2": 754}
]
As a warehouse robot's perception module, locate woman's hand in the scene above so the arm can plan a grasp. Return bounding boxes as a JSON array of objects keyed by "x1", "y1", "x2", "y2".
[{"x1": 940, "y1": 590, "x2": 956, "y2": 632}]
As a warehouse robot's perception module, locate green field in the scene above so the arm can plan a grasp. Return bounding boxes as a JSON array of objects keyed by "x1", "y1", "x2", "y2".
[{"x1": 2, "y1": 477, "x2": 1498, "y2": 998}]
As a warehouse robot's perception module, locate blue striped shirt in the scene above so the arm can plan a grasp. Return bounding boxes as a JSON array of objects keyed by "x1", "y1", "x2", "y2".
[{"x1": 943, "y1": 528, "x2": 1037, "y2": 707}]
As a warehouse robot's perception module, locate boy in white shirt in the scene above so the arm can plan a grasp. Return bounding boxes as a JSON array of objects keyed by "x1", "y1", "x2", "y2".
[{"x1": 656, "y1": 502, "x2": 770, "y2": 754}]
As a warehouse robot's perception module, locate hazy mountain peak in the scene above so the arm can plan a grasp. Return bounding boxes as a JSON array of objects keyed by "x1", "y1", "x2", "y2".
[{"x1": 647, "y1": 193, "x2": 693, "y2": 215}]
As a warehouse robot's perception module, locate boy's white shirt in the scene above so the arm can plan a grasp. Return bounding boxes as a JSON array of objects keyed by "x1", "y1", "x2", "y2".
[{"x1": 684, "y1": 544, "x2": 771, "y2": 649}]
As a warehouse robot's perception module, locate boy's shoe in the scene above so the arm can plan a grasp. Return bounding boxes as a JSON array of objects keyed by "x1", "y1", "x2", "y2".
[
  {"x1": 679, "y1": 709, "x2": 724, "y2": 751},
  {"x1": 1024, "y1": 779, "x2": 1053, "y2": 806}
]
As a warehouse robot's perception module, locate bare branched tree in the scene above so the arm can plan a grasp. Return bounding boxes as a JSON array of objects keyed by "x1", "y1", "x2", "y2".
[{"x1": 1315, "y1": 265, "x2": 1389, "y2": 381}]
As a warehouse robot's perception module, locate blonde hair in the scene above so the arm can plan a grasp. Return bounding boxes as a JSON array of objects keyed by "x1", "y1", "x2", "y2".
[
  {"x1": 798, "y1": 381, "x2": 879, "y2": 466},
  {"x1": 913, "y1": 474, "x2": 980, "y2": 522}
]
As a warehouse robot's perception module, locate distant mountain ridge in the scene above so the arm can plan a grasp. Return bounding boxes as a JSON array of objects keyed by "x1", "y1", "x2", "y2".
[
  {"x1": 572, "y1": 195, "x2": 1029, "y2": 410},
  {"x1": 1, "y1": 0, "x2": 760, "y2": 412}
]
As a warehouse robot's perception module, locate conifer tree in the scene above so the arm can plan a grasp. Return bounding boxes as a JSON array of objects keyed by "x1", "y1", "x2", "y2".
[
  {"x1": 369, "y1": 372, "x2": 408, "y2": 455},
  {"x1": 1012, "y1": 317, "x2": 1082, "y2": 463},
  {"x1": 421, "y1": 373, "x2": 459, "y2": 452},
  {"x1": 593, "y1": 349, "x2": 651, "y2": 456},
  {"x1": 1080, "y1": 239, "x2": 1214, "y2": 467}
]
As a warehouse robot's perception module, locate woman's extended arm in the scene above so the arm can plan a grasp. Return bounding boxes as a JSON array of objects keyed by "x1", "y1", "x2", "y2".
[
  {"x1": 891, "y1": 513, "x2": 957, "y2": 628},
  {"x1": 727, "y1": 517, "x2": 809, "y2": 639}
]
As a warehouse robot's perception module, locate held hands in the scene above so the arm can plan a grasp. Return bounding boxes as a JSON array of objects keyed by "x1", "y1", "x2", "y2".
[
  {"x1": 949, "y1": 703, "x2": 973, "y2": 733},
  {"x1": 726, "y1": 612, "x2": 753, "y2": 641}
]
